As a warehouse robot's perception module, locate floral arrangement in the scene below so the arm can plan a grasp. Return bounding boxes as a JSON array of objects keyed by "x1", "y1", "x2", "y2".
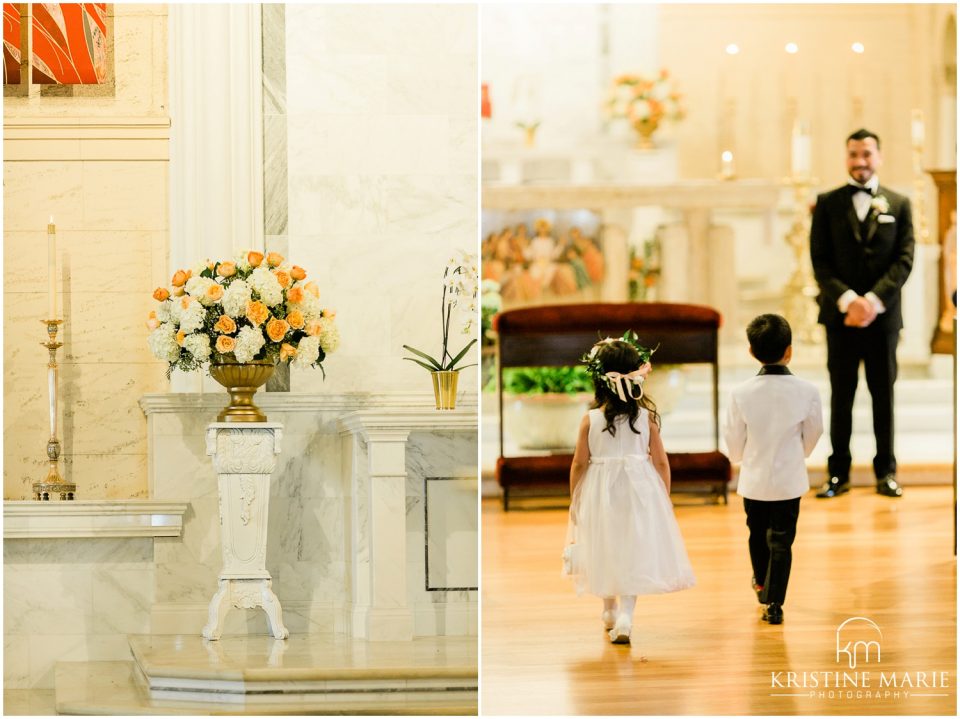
[
  {"x1": 403, "y1": 251, "x2": 478, "y2": 373},
  {"x1": 604, "y1": 69, "x2": 685, "y2": 135},
  {"x1": 147, "y1": 251, "x2": 339, "y2": 376}
]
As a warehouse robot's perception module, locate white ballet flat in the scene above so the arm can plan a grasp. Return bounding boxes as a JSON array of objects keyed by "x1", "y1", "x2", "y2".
[
  {"x1": 601, "y1": 609, "x2": 617, "y2": 630},
  {"x1": 608, "y1": 616, "x2": 631, "y2": 644}
]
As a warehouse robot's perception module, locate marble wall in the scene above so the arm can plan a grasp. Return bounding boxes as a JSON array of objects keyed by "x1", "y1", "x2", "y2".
[
  {"x1": 4, "y1": 537, "x2": 155, "y2": 689},
  {"x1": 482, "y1": 4, "x2": 954, "y2": 184},
  {"x1": 2, "y1": 4, "x2": 169, "y2": 500},
  {"x1": 278, "y1": 4, "x2": 479, "y2": 396}
]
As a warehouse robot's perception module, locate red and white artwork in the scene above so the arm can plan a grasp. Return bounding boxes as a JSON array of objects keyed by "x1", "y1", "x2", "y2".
[
  {"x1": 3, "y1": 3, "x2": 20, "y2": 84},
  {"x1": 32, "y1": 2, "x2": 106, "y2": 84}
]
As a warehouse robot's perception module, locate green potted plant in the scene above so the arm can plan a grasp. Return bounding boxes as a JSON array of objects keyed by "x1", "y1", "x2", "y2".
[
  {"x1": 499, "y1": 366, "x2": 595, "y2": 450},
  {"x1": 403, "y1": 252, "x2": 477, "y2": 409}
]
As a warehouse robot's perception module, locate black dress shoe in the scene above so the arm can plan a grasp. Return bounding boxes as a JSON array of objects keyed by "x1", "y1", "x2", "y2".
[
  {"x1": 876, "y1": 474, "x2": 903, "y2": 497},
  {"x1": 816, "y1": 476, "x2": 850, "y2": 498},
  {"x1": 762, "y1": 603, "x2": 783, "y2": 624}
]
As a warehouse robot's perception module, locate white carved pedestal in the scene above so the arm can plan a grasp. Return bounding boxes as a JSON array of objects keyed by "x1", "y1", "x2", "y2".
[{"x1": 201, "y1": 422, "x2": 289, "y2": 641}]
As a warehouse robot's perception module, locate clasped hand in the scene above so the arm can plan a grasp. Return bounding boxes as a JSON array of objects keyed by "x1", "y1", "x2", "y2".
[{"x1": 844, "y1": 296, "x2": 877, "y2": 327}]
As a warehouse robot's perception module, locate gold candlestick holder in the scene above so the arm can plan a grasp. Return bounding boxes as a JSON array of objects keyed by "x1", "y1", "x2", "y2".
[
  {"x1": 911, "y1": 139, "x2": 931, "y2": 245},
  {"x1": 782, "y1": 175, "x2": 822, "y2": 344},
  {"x1": 33, "y1": 319, "x2": 75, "y2": 501}
]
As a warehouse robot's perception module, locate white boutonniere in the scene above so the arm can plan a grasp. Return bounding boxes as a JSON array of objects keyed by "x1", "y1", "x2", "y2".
[{"x1": 871, "y1": 194, "x2": 890, "y2": 216}]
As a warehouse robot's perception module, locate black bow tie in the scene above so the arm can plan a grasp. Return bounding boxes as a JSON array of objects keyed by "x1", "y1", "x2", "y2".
[{"x1": 848, "y1": 185, "x2": 875, "y2": 197}]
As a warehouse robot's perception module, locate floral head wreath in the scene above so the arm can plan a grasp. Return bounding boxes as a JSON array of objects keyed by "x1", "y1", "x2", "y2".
[{"x1": 581, "y1": 330, "x2": 656, "y2": 402}]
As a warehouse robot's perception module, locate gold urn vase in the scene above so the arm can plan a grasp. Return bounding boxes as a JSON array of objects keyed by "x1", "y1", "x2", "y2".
[
  {"x1": 431, "y1": 370, "x2": 459, "y2": 410},
  {"x1": 209, "y1": 359, "x2": 275, "y2": 423},
  {"x1": 632, "y1": 118, "x2": 660, "y2": 150}
]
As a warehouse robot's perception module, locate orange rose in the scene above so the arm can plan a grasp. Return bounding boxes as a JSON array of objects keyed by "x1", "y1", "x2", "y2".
[
  {"x1": 273, "y1": 269, "x2": 292, "y2": 288},
  {"x1": 266, "y1": 318, "x2": 290, "y2": 342},
  {"x1": 180, "y1": 296, "x2": 193, "y2": 310},
  {"x1": 176, "y1": 329, "x2": 186, "y2": 346},
  {"x1": 205, "y1": 283, "x2": 224, "y2": 302},
  {"x1": 247, "y1": 251, "x2": 264, "y2": 268},
  {"x1": 171, "y1": 269, "x2": 189, "y2": 287},
  {"x1": 217, "y1": 261, "x2": 237, "y2": 278},
  {"x1": 215, "y1": 335, "x2": 236, "y2": 354},
  {"x1": 290, "y1": 265, "x2": 306, "y2": 281},
  {"x1": 286, "y1": 309, "x2": 305, "y2": 330},
  {"x1": 266, "y1": 252, "x2": 285, "y2": 268},
  {"x1": 146, "y1": 311, "x2": 160, "y2": 331},
  {"x1": 305, "y1": 320, "x2": 322, "y2": 336},
  {"x1": 322, "y1": 308, "x2": 336, "y2": 319},
  {"x1": 172, "y1": 285, "x2": 185, "y2": 297},
  {"x1": 286, "y1": 286, "x2": 304, "y2": 304},
  {"x1": 153, "y1": 287, "x2": 170, "y2": 302},
  {"x1": 280, "y1": 343, "x2": 297, "y2": 362},
  {"x1": 304, "y1": 282, "x2": 320, "y2": 298},
  {"x1": 205, "y1": 260, "x2": 215, "y2": 271},
  {"x1": 245, "y1": 300, "x2": 269, "y2": 326},
  {"x1": 214, "y1": 315, "x2": 237, "y2": 334}
]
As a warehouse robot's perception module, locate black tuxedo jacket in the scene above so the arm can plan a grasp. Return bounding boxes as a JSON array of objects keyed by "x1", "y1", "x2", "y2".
[{"x1": 809, "y1": 184, "x2": 914, "y2": 331}]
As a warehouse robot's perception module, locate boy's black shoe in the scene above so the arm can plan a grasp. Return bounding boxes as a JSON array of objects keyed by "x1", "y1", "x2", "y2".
[
  {"x1": 763, "y1": 603, "x2": 783, "y2": 624},
  {"x1": 816, "y1": 476, "x2": 850, "y2": 498}
]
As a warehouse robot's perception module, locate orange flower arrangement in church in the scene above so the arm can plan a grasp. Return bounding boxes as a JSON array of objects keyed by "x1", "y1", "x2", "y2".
[
  {"x1": 147, "y1": 251, "x2": 339, "y2": 376},
  {"x1": 605, "y1": 69, "x2": 686, "y2": 149}
]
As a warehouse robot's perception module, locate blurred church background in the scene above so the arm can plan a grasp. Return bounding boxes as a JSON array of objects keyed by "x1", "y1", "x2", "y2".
[
  {"x1": 4, "y1": 4, "x2": 477, "y2": 714},
  {"x1": 480, "y1": 2, "x2": 956, "y2": 496}
]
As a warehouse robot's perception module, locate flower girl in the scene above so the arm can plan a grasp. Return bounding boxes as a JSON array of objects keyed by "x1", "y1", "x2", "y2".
[{"x1": 565, "y1": 333, "x2": 696, "y2": 644}]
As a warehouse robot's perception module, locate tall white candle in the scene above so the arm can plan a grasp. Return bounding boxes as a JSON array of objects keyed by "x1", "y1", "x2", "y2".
[
  {"x1": 720, "y1": 150, "x2": 735, "y2": 179},
  {"x1": 791, "y1": 120, "x2": 811, "y2": 178},
  {"x1": 47, "y1": 216, "x2": 56, "y2": 319},
  {"x1": 911, "y1": 109, "x2": 924, "y2": 146}
]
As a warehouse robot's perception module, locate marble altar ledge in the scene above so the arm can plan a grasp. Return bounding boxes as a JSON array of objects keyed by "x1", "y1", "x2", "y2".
[
  {"x1": 3, "y1": 500, "x2": 189, "y2": 539},
  {"x1": 128, "y1": 633, "x2": 477, "y2": 683}
]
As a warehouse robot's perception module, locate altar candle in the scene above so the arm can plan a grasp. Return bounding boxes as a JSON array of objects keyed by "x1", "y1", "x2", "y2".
[
  {"x1": 911, "y1": 109, "x2": 924, "y2": 146},
  {"x1": 791, "y1": 120, "x2": 811, "y2": 178},
  {"x1": 47, "y1": 216, "x2": 56, "y2": 319},
  {"x1": 721, "y1": 150, "x2": 735, "y2": 179}
]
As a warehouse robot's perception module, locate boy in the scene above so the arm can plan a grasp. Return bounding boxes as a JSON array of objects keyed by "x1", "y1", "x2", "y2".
[{"x1": 724, "y1": 314, "x2": 823, "y2": 624}]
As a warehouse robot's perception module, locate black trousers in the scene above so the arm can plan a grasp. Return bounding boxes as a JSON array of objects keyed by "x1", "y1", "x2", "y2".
[
  {"x1": 825, "y1": 325, "x2": 899, "y2": 480},
  {"x1": 743, "y1": 497, "x2": 800, "y2": 606}
]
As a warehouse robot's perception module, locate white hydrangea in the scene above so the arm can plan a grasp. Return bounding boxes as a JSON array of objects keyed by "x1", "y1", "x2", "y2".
[
  {"x1": 148, "y1": 323, "x2": 181, "y2": 363},
  {"x1": 185, "y1": 275, "x2": 214, "y2": 298},
  {"x1": 179, "y1": 298, "x2": 206, "y2": 334},
  {"x1": 156, "y1": 299, "x2": 173, "y2": 323},
  {"x1": 183, "y1": 333, "x2": 211, "y2": 361},
  {"x1": 221, "y1": 279, "x2": 252, "y2": 318},
  {"x1": 316, "y1": 317, "x2": 340, "y2": 354},
  {"x1": 234, "y1": 325, "x2": 266, "y2": 364},
  {"x1": 298, "y1": 293, "x2": 323, "y2": 321},
  {"x1": 248, "y1": 267, "x2": 283, "y2": 307},
  {"x1": 293, "y1": 335, "x2": 320, "y2": 368}
]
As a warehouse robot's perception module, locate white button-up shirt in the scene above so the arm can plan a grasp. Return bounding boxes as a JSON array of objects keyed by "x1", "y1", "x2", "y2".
[{"x1": 724, "y1": 370, "x2": 823, "y2": 501}]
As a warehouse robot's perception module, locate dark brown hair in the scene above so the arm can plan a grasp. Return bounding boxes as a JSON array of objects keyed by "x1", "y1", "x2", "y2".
[{"x1": 591, "y1": 340, "x2": 661, "y2": 436}]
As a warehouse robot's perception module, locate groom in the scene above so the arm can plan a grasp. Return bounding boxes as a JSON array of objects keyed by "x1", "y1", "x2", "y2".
[{"x1": 809, "y1": 129, "x2": 915, "y2": 499}]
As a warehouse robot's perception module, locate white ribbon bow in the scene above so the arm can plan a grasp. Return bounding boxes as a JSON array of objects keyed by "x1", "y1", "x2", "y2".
[{"x1": 603, "y1": 363, "x2": 652, "y2": 402}]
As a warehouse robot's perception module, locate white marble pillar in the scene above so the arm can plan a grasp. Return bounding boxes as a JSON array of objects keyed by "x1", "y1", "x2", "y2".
[
  {"x1": 346, "y1": 425, "x2": 415, "y2": 641},
  {"x1": 202, "y1": 422, "x2": 289, "y2": 641}
]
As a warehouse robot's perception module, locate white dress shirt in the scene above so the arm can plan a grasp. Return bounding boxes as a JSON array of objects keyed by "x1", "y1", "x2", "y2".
[
  {"x1": 724, "y1": 369, "x2": 823, "y2": 501},
  {"x1": 839, "y1": 175, "x2": 885, "y2": 315}
]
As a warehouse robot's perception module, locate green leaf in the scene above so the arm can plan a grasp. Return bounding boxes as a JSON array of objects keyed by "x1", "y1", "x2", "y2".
[
  {"x1": 444, "y1": 338, "x2": 477, "y2": 370},
  {"x1": 403, "y1": 357, "x2": 438, "y2": 372},
  {"x1": 402, "y1": 345, "x2": 443, "y2": 370}
]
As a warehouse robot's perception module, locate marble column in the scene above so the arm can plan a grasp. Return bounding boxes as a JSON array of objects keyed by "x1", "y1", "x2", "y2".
[
  {"x1": 346, "y1": 426, "x2": 414, "y2": 641},
  {"x1": 202, "y1": 422, "x2": 289, "y2": 641}
]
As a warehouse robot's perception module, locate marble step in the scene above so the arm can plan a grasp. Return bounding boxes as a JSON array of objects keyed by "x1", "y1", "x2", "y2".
[{"x1": 55, "y1": 634, "x2": 477, "y2": 715}]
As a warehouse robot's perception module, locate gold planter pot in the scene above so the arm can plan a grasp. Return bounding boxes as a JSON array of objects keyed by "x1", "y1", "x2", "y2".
[
  {"x1": 209, "y1": 359, "x2": 276, "y2": 423},
  {"x1": 431, "y1": 370, "x2": 459, "y2": 410}
]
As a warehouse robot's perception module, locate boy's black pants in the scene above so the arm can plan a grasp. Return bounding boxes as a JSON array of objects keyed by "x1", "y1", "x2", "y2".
[{"x1": 743, "y1": 497, "x2": 800, "y2": 605}]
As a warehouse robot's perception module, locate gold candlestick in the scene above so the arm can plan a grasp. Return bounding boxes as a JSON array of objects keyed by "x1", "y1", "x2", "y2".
[
  {"x1": 910, "y1": 110, "x2": 931, "y2": 244},
  {"x1": 782, "y1": 175, "x2": 821, "y2": 344},
  {"x1": 33, "y1": 319, "x2": 75, "y2": 501}
]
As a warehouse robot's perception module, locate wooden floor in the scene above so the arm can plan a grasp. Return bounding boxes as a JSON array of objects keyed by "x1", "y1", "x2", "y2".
[{"x1": 481, "y1": 487, "x2": 957, "y2": 715}]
